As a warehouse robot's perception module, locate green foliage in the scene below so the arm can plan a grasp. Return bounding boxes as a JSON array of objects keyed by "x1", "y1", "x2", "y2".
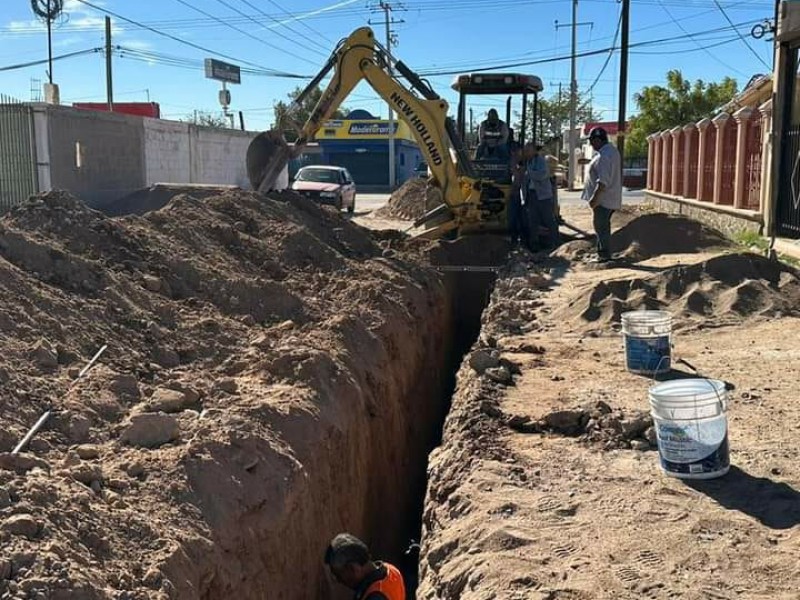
[
  {"x1": 627, "y1": 70, "x2": 738, "y2": 158},
  {"x1": 184, "y1": 111, "x2": 229, "y2": 128},
  {"x1": 519, "y1": 88, "x2": 597, "y2": 156},
  {"x1": 273, "y1": 86, "x2": 349, "y2": 141}
]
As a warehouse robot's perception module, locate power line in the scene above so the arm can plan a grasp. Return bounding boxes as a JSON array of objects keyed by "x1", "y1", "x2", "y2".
[
  {"x1": 416, "y1": 18, "x2": 767, "y2": 76},
  {"x1": 0, "y1": 47, "x2": 100, "y2": 72},
  {"x1": 235, "y1": 0, "x2": 334, "y2": 50},
  {"x1": 586, "y1": 9, "x2": 623, "y2": 96},
  {"x1": 209, "y1": 0, "x2": 329, "y2": 58},
  {"x1": 657, "y1": 0, "x2": 749, "y2": 77},
  {"x1": 711, "y1": 0, "x2": 771, "y2": 69},
  {"x1": 170, "y1": 0, "x2": 323, "y2": 66},
  {"x1": 70, "y1": 0, "x2": 305, "y2": 77}
]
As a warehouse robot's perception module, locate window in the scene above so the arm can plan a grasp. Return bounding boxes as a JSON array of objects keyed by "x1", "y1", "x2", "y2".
[{"x1": 399, "y1": 153, "x2": 405, "y2": 166}]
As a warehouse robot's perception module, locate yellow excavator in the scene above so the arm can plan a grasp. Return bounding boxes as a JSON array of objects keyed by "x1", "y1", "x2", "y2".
[{"x1": 246, "y1": 27, "x2": 543, "y2": 239}]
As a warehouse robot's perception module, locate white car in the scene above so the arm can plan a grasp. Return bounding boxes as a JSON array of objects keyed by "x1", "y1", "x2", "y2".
[{"x1": 291, "y1": 165, "x2": 357, "y2": 213}]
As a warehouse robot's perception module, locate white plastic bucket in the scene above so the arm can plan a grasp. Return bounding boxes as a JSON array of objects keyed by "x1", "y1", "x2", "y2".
[
  {"x1": 648, "y1": 378, "x2": 730, "y2": 479},
  {"x1": 622, "y1": 310, "x2": 672, "y2": 375}
]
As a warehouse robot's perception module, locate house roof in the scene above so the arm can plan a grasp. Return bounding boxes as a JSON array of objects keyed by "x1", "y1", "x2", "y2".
[{"x1": 580, "y1": 121, "x2": 629, "y2": 137}]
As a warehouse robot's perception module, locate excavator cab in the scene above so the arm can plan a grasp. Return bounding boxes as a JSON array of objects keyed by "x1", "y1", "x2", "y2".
[{"x1": 452, "y1": 73, "x2": 543, "y2": 184}]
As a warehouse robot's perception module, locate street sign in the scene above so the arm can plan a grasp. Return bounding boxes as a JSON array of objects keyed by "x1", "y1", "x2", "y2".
[{"x1": 204, "y1": 58, "x2": 241, "y2": 84}]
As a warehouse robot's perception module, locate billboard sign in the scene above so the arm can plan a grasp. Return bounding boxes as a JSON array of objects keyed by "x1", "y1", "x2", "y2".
[{"x1": 204, "y1": 59, "x2": 241, "y2": 84}]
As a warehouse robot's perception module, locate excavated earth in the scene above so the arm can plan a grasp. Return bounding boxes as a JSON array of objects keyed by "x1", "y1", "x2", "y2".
[
  {"x1": 0, "y1": 188, "x2": 465, "y2": 600},
  {"x1": 418, "y1": 207, "x2": 800, "y2": 599}
]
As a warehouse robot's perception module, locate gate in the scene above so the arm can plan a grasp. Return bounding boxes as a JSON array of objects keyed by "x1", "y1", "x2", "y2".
[
  {"x1": 0, "y1": 95, "x2": 37, "y2": 213},
  {"x1": 777, "y1": 48, "x2": 800, "y2": 237}
]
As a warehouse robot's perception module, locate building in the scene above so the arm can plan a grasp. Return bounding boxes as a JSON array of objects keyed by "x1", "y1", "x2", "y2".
[{"x1": 316, "y1": 109, "x2": 424, "y2": 187}]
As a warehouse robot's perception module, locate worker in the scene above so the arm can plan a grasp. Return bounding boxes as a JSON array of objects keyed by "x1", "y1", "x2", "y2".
[
  {"x1": 324, "y1": 533, "x2": 406, "y2": 600},
  {"x1": 524, "y1": 143, "x2": 559, "y2": 252},
  {"x1": 476, "y1": 109, "x2": 510, "y2": 160},
  {"x1": 509, "y1": 146, "x2": 527, "y2": 247},
  {"x1": 582, "y1": 127, "x2": 622, "y2": 263}
]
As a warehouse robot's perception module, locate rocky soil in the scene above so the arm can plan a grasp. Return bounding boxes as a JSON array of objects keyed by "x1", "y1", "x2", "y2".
[
  {"x1": 0, "y1": 189, "x2": 456, "y2": 600},
  {"x1": 375, "y1": 179, "x2": 442, "y2": 221},
  {"x1": 418, "y1": 207, "x2": 800, "y2": 600}
]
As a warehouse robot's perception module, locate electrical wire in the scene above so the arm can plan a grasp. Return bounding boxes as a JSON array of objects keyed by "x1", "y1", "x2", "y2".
[
  {"x1": 235, "y1": 0, "x2": 334, "y2": 50},
  {"x1": 170, "y1": 0, "x2": 324, "y2": 66},
  {"x1": 711, "y1": 0, "x2": 771, "y2": 69},
  {"x1": 209, "y1": 0, "x2": 329, "y2": 58},
  {"x1": 657, "y1": 0, "x2": 750, "y2": 77},
  {"x1": 415, "y1": 19, "x2": 768, "y2": 76},
  {"x1": 0, "y1": 47, "x2": 100, "y2": 72},
  {"x1": 70, "y1": 0, "x2": 305, "y2": 77},
  {"x1": 585, "y1": 9, "x2": 623, "y2": 96}
]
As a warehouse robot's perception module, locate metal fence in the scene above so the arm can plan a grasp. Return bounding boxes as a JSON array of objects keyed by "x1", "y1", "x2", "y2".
[{"x1": 0, "y1": 94, "x2": 37, "y2": 213}]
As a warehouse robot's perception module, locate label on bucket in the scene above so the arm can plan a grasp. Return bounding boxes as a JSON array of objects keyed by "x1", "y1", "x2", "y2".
[
  {"x1": 625, "y1": 335, "x2": 671, "y2": 373},
  {"x1": 654, "y1": 416, "x2": 729, "y2": 476}
]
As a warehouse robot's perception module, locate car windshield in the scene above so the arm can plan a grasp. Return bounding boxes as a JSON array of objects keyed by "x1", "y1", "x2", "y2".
[{"x1": 297, "y1": 168, "x2": 340, "y2": 183}]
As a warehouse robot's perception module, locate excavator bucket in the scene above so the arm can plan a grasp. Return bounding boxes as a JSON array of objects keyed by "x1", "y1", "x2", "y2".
[{"x1": 246, "y1": 130, "x2": 295, "y2": 193}]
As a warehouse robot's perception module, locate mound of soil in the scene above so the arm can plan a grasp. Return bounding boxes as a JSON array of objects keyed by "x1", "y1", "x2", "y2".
[
  {"x1": 376, "y1": 178, "x2": 441, "y2": 220},
  {"x1": 98, "y1": 184, "x2": 238, "y2": 216},
  {"x1": 0, "y1": 189, "x2": 452, "y2": 599},
  {"x1": 557, "y1": 252, "x2": 800, "y2": 328},
  {"x1": 551, "y1": 213, "x2": 731, "y2": 262}
]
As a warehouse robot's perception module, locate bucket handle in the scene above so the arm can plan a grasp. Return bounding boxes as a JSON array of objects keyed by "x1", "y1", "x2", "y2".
[{"x1": 675, "y1": 358, "x2": 727, "y2": 414}]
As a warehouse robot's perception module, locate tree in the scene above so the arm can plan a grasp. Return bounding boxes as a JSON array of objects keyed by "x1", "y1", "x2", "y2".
[
  {"x1": 183, "y1": 111, "x2": 229, "y2": 128},
  {"x1": 626, "y1": 70, "x2": 738, "y2": 158},
  {"x1": 518, "y1": 88, "x2": 598, "y2": 158},
  {"x1": 273, "y1": 86, "x2": 349, "y2": 141}
]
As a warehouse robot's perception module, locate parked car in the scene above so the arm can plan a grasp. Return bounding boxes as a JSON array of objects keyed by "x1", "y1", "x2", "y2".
[
  {"x1": 291, "y1": 165, "x2": 356, "y2": 213},
  {"x1": 414, "y1": 162, "x2": 429, "y2": 179},
  {"x1": 623, "y1": 168, "x2": 647, "y2": 190}
]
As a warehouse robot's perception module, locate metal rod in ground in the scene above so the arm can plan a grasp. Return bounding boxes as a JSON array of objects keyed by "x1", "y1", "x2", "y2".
[{"x1": 12, "y1": 344, "x2": 108, "y2": 455}]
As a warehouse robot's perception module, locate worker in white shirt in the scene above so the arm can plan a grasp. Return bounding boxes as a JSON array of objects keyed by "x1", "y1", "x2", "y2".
[{"x1": 581, "y1": 127, "x2": 622, "y2": 263}]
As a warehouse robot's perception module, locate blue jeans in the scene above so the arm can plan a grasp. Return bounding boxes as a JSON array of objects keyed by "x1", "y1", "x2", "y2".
[
  {"x1": 593, "y1": 205, "x2": 614, "y2": 258},
  {"x1": 527, "y1": 196, "x2": 559, "y2": 250}
]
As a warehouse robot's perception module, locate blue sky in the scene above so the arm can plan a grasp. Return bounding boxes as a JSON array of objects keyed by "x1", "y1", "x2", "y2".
[{"x1": 0, "y1": 0, "x2": 775, "y2": 130}]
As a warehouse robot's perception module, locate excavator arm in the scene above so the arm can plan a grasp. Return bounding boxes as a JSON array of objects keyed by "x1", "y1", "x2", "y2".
[{"x1": 247, "y1": 27, "x2": 500, "y2": 237}]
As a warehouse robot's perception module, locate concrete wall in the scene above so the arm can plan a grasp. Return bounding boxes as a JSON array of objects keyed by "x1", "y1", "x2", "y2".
[
  {"x1": 42, "y1": 105, "x2": 146, "y2": 206},
  {"x1": 32, "y1": 104, "x2": 270, "y2": 208}
]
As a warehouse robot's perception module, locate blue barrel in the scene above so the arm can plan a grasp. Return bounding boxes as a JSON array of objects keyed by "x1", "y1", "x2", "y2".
[{"x1": 622, "y1": 311, "x2": 672, "y2": 375}]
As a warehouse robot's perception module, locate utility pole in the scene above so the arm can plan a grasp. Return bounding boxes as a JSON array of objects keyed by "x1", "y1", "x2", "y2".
[
  {"x1": 370, "y1": 2, "x2": 405, "y2": 190},
  {"x1": 617, "y1": 0, "x2": 631, "y2": 169},
  {"x1": 105, "y1": 16, "x2": 114, "y2": 111},
  {"x1": 556, "y1": 6, "x2": 592, "y2": 190},
  {"x1": 47, "y1": 0, "x2": 53, "y2": 84}
]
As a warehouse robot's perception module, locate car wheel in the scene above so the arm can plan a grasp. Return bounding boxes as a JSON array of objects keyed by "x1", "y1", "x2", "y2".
[
  {"x1": 335, "y1": 195, "x2": 343, "y2": 211},
  {"x1": 347, "y1": 194, "x2": 356, "y2": 214}
]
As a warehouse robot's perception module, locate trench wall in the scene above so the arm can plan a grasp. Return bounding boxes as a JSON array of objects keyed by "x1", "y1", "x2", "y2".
[{"x1": 162, "y1": 272, "x2": 456, "y2": 600}]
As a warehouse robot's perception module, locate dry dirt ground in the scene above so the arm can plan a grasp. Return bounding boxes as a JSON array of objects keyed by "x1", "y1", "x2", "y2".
[
  {"x1": 0, "y1": 188, "x2": 455, "y2": 600},
  {"x1": 417, "y1": 205, "x2": 800, "y2": 600}
]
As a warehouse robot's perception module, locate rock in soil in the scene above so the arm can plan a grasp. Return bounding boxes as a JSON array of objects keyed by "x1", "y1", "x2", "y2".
[
  {"x1": 2, "y1": 514, "x2": 42, "y2": 539},
  {"x1": 469, "y1": 349, "x2": 501, "y2": 374},
  {"x1": 144, "y1": 388, "x2": 198, "y2": 413},
  {"x1": 120, "y1": 413, "x2": 180, "y2": 448}
]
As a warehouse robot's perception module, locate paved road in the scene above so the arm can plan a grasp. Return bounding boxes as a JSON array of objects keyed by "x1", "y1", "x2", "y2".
[
  {"x1": 353, "y1": 189, "x2": 644, "y2": 216},
  {"x1": 355, "y1": 193, "x2": 391, "y2": 215}
]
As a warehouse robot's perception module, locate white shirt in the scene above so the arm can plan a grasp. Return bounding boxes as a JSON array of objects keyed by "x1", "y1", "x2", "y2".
[{"x1": 581, "y1": 142, "x2": 622, "y2": 210}]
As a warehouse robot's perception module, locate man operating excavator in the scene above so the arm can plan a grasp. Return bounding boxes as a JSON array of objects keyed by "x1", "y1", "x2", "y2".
[{"x1": 325, "y1": 533, "x2": 406, "y2": 600}]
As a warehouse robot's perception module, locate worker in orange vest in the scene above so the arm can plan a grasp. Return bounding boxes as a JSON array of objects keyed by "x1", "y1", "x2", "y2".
[{"x1": 325, "y1": 533, "x2": 406, "y2": 600}]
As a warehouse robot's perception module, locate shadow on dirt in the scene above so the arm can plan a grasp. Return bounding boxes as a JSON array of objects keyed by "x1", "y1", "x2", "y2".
[{"x1": 685, "y1": 466, "x2": 800, "y2": 530}]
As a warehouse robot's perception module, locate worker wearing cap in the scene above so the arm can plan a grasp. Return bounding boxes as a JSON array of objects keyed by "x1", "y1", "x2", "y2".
[
  {"x1": 325, "y1": 533, "x2": 406, "y2": 600},
  {"x1": 582, "y1": 127, "x2": 622, "y2": 263}
]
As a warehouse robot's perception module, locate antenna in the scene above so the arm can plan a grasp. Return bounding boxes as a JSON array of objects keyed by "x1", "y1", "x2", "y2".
[{"x1": 30, "y1": 0, "x2": 64, "y2": 84}]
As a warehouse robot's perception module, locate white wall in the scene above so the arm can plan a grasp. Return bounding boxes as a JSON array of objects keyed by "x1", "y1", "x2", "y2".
[
  {"x1": 143, "y1": 119, "x2": 191, "y2": 184},
  {"x1": 190, "y1": 127, "x2": 255, "y2": 188}
]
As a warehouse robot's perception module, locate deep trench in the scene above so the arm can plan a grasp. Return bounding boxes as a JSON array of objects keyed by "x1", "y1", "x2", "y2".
[{"x1": 391, "y1": 266, "x2": 498, "y2": 598}]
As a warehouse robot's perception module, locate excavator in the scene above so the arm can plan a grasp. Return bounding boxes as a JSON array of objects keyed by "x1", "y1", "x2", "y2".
[{"x1": 246, "y1": 26, "x2": 544, "y2": 240}]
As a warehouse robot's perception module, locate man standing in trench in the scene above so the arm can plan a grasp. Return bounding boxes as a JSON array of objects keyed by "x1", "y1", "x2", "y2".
[
  {"x1": 582, "y1": 126, "x2": 622, "y2": 263},
  {"x1": 325, "y1": 533, "x2": 406, "y2": 600}
]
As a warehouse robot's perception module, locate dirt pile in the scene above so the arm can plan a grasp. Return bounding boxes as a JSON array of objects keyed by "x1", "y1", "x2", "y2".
[
  {"x1": 0, "y1": 189, "x2": 453, "y2": 599},
  {"x1": 557, "y1": 252, "x2": 800, "y2": 328},
  {"x1": 553, "y1": 212, "x2": 730, "y2": 262},
  {"x1": 375, "y1": 178, "x2": 440, "y2": 220},
  {"x1": 506, "y1": 401, "x2": 656, "y2": 451}
]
